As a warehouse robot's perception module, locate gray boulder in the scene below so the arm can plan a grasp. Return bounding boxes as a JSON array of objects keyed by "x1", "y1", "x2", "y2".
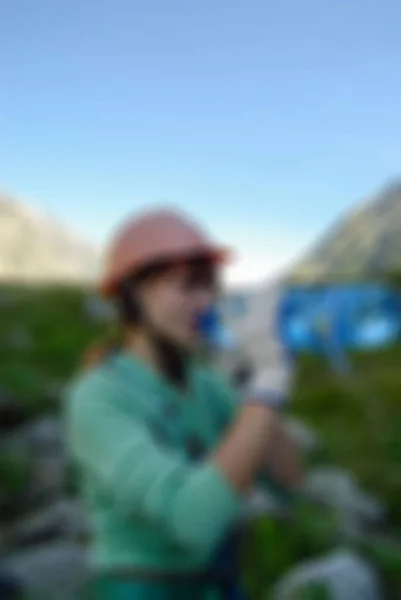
[
  {"x1": 284, "y1": 418, "x2": 321, "y2": 454},
  {"x1": 2, "y1": 417, "x2": 67, "y2": 502},
  {"x1": 4, "y1": 498, "x2": 90, "y2": 549},
  {"x1": 304, "y1": 468, "x2": 385, "y2": 536},
  {"x1": 1, "y1": 541, "x2": 89, "y2": 599},
  {"x1": 272, "y1": 549, "x2": 382, "y2": 600},
  {"x1": 245, "y1": 486, "x2": 288, "y2": 520}
]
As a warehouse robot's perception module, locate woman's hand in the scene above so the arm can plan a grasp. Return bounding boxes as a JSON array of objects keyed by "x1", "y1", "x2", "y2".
[
  {"x1": 241, "y1": 286, "x2": 303, "y2": 488},
  {"x1": 245, "y1": 356, "x2": 293, "y2": 410},
  {"x1": 263, "y1": 414, "x2": 303, "y2": 490},
  {"x1": 241, "y1": 360, "x2": 302, "y2": 490}
]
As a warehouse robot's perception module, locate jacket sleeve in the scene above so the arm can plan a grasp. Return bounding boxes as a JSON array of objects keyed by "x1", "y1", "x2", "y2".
[
  {"x1": 205, "y1": 370, "x2": 241, "y2": 429},
  {"x1": 66, "y1": 375, "x2": 243, "y2": 557}
]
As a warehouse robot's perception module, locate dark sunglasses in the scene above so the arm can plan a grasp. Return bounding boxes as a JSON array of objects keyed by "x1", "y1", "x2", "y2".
[{"x1": 134, "y1": 256, "x2": 220, "y2": 291}]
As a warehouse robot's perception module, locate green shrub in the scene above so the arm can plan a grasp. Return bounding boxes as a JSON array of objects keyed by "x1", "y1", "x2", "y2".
[{"x1": 0, "y1": 450, "x2": 30, "y2": 494}]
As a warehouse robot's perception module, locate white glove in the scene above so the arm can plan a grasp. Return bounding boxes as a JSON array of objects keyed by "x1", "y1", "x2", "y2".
[
  {"x1": 242, "y1": 287, "x2": 293, "y2": 409},
  {"x1": 245, "y1": 360, "x2": 293, "y2": 409}
]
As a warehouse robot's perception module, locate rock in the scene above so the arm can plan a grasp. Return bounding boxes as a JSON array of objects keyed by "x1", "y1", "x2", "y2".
[
  {"x1": 18, "y1": 417, "x2": 65, "y2": 455},
  {"x1": 245, "y1": 486, "x2": 287, "y2": 520},
  {"x1": 283, "y1": 418, "x2": 321, "y2": 454},
  {"x1": 5, "y1": 498, "x2": 90, "y2": 549},
  {"x1": 2, "y1": 418, "x2": 67, "y2": 503},
  {"x1": 272, "y1": 549, "x2": 382, "y2": 600},
  {"x1": 1, "y1": 541, "x2": 89, "y2": 599},
  {"x1": 30, "y1": 454, "x2": 67, "y2": 502},
  {"x1": 25, "y1": 418, "x2": 67, "y2": 499},
  {"x1": 304, "y1": 468, "x2": 385, "y2": 536},
  {"x1": 19, "y1": 418, "x2": 67, "y2": 500}
]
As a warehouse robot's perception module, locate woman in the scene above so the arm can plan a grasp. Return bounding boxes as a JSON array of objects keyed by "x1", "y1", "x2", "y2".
[{"x1": 66, "y1": 208, "x2": 301, "y2": 599}]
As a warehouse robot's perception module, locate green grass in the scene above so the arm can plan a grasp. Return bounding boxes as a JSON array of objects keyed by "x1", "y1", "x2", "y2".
[
  {"x1": 0, "y1": 284, "x2": 105, "y2": 417},
  {"x1": 292, "y1": 347, "x2": 401, "y2": 532},
  {"x1": 0, "y1": 451, "x2": 30, "y2": 494}
]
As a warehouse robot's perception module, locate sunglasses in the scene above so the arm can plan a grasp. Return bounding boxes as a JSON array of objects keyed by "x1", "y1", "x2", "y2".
[{"x1": 134, "y1": 256, "x2": 220, "y2": 292}]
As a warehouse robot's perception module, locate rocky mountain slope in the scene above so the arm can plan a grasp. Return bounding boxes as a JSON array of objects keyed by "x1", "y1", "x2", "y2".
[
  {"x1": 293, "y1": 181, "x2": 401, "y2": 280},
  {"x1": 0, "y1": 194, "x2": 98, "y2": 283}
]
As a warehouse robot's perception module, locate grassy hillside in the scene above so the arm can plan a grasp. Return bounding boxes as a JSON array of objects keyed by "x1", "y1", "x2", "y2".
[{"x1": 1, "y1": 283, "x2": 401, "y2": 598}]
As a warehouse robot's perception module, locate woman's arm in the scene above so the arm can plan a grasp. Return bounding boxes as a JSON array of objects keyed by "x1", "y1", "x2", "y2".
[
  {"x1": 66, "y1": 374, "x2": 279, "y2": 557},
  {"x1": 207, "y1": 368, "x2": 304, "y2": 491},
  {"x1": 247, "y1": 363, "x2": 304, "y2": 490}
]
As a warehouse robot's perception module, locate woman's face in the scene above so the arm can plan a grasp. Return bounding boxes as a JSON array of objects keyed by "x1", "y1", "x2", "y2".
[{"x1": 139, "y1": 260, "x2": 218, "y2": 350}]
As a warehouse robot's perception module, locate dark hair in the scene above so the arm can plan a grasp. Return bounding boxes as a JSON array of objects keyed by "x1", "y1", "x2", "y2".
[
  {"x1": 80, "y1": 256, "x2": 217, "y2": 370},
  {"x1": 80, "y1": 262, "x2": 177, "y2": 369}
]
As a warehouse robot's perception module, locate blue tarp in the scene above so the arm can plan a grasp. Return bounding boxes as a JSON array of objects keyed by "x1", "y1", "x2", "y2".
[{"x1": 278, "y1": 283, "x2": 401, "y2": 355}]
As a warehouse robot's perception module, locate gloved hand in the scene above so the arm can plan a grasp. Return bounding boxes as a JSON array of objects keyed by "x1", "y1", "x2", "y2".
[
  {"x1": 244, "y1": 356, "x2": 293, "y2": 410},
  {"x1": 243, "y1": 288, "x2": 294, "y2": 410}
]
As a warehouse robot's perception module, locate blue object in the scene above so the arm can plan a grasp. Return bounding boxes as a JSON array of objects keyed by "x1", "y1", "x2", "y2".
[
  {"x1": 196, "y1": 306, "x2": 238, "y2": 351},
  {"x1": 278, "y1": 283, "x2": 401, "y2": 372}
]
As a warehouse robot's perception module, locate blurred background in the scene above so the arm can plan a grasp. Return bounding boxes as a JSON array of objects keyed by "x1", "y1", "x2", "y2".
[{"x1": 1, "y1": 0, "x2": 401, "y2": 598}]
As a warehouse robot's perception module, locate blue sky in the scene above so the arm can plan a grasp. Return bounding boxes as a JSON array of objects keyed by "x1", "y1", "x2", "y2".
[{"x1": 1, "y1": 0, "x2": 400, "y2": 284}]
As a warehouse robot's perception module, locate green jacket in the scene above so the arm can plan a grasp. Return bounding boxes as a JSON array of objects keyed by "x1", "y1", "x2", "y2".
[{"x1": 65, "y1": 350, "x2": 245, "y2": 577}]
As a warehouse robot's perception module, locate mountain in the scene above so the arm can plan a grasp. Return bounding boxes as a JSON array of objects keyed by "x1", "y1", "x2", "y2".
[
  {"x1": 0, "y1": 194, "x2": 99, "y2": 283},
  {"x1": 292, "y1": 181, "x2": 401, "y2": 280}
]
